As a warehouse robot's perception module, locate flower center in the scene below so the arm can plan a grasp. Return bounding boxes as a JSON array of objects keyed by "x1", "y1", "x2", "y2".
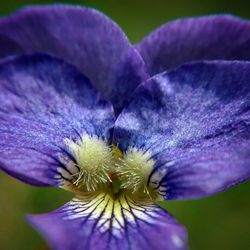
[
  {"x1": 65, "y1": 135, "x2": 113, "y2": 191},
  {"x1": 59, "y1": 134, "x2": 158, "y2": 200}
]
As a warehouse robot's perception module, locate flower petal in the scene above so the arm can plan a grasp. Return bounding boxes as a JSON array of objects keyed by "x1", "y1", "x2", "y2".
[
  {"x1": 27, "y1": 192, "x2": 187, "y2": 250},
  {"x1": 113, "y1": 61, "x2": 250, "y2": 200},
  {"x1": 136, "y1": 15, "x2": 250, "y2": 76},
  {"x1": 0, "y1": 5, "x2": 147, "y2": 113},
  {"x1": 0, "y1": 54, "x2": 115, "y2": 186}
]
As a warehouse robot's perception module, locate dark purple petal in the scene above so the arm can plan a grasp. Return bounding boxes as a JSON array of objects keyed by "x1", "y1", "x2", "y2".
[
  {"x1": 0, "y1": 54, "x2": 115, "y2": 186},
  {"x1": 0, "y1": 5, "x2": 147, "y2": 113},
  {"x1": 136, "y1": 15, "x2": 250, "y2": 76},
  {"x1": 27, "y1": 193, "x2": 187, "y2": 250},
  {"x1": 113, "y1": 61, "x2": 250, "y2": 200}
]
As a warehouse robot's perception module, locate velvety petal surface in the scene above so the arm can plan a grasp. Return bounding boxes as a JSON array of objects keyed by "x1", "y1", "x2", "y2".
[
  {"x1": 0, "y1": 5, "x2": 147, "y2": 113},
  {"x1": 136, "y1": 15, "x2": 250, "y2": 76},
  {"x1": 0, "y1": 54, "x2": 115, "y2": 186},
  {"x1": 28, "y1": 192, "x2": 187, "y2": 250},
  {"x1": 113, "y1": 61, "x2": 250, "y2": 200}
]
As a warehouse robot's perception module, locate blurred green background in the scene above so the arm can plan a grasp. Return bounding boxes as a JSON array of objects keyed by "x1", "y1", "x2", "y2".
[{"x1": 0, "y1": 1, "x2": 250, "y2": 249}]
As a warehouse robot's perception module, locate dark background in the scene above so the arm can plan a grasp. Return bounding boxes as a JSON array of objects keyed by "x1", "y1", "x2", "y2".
[{"x1": 0, "y1": 1, "x2": 250, "y2": 250}]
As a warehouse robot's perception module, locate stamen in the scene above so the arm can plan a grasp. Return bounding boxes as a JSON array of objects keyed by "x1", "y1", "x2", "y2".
[
  {"x1": 65, "y1": 134, "x2": 114, "y2": 191},
  {"x1": 60, "y1": 135, "x2": 158, "y2": 200},
  {"x1": 115, "y1": 148, "x2": 155, "y2": 196}
]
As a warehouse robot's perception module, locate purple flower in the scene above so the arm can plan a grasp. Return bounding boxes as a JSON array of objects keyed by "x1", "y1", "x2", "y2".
[{"x1": 0, "y1": 5, "x2": 250, "y2": 250}]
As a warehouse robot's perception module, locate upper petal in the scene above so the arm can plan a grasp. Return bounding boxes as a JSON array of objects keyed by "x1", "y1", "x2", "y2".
[
  {"x1": 0, "y1": 54, "x2": 115, "y2": 186},
  {"x1": 0, "y1": 5, "x2": 148, "y2": 113},
  {"x1": 27, "y1": 192, "x2": 187, "y2": 250},
  {"x1": 136, "y1": 15, "x2": 250, "y2": 75},
  {"x1": 113, "y1": 61, "x2": 250, "y2": 200}
]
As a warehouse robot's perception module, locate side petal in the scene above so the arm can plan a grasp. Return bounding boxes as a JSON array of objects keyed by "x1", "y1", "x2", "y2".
[
  {"x1": 27, "y1": 193, "x2": 187, "y2": 250},
  {"x1": 136, "y1": 15, "x2": 250, "y2": 75},
  {"x1": 113, "y1": 61, "x2": 250, "y2": 200},
  {"x1": 0, "y1": 54, "x2": 115, "y2": 186},
  {"x1": 0, "y1": 5, "x2": 147, "y2": 113}
]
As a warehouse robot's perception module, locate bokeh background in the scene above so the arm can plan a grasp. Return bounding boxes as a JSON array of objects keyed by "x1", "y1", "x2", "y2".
[{"x1": 0, "y1": 1, "x2": 250, "y2": 249}]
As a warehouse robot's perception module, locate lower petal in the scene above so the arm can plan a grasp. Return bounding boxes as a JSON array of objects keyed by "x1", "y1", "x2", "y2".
[{"x1": 27, "y1": 192, "x2": 187, "y2": 250}]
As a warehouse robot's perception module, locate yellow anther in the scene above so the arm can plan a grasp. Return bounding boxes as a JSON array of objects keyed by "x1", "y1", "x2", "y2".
[
  {"x1": 62, "y1": 135, "x2": 157, "y2": 200},
  {"x1": 115, "y1": 148, "x2": 155, "y2": 196},
  {"x1": 65, "y1": 134, "x2": 114, "y2": 191}
]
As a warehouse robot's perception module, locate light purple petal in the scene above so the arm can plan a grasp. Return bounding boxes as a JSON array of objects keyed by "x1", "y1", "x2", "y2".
[
  {"x1": 0, "y1": 5, "x2": 148, "y2": 113},
  {"x1": 113, "y1": 61, "x2": 250, "y2": 200},
  {"x1": 0, "y1": 54, "x2": 115, "y2": 186},
  {"x1": 27, "y1": 193, "x2": 187, "y2": 250},
  {"x1": 136, "y1": 15, "x2": 250, "y2": 75}
]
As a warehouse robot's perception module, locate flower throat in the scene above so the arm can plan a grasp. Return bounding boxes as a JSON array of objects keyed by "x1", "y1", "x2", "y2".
[{"x1": 61, "y1": 134, "x2": 157, "y2": 200}]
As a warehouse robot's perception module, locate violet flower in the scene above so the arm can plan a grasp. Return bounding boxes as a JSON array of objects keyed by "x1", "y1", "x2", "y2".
[{"x1": 0, "y1": 5, "x2": 250, "y2": 250}]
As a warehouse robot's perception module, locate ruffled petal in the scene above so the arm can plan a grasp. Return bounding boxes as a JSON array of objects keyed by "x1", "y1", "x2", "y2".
[
  {"x1": 0, "y1": 5, "x2": 147, "y2": 113},
  {"x1": 28, "y1": 192, "x2": 187, "y2": 250},
  {"x1": 113, "y1": 61, "x2": 250, "y2": 200},
  {"x1": 136, "y1": 15, "x2": 250, "y2": 75},
  {"x1": 0, "y1": 54, "x2": 115, "y2": 186}
]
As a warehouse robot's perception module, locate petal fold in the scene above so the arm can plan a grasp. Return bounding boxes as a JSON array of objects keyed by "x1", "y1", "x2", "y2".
[
  {"x1": 28, "y1": 192, "x2": 187, "y2": 250},
  {"x1": 0, "y1": 54, "x2": 115, "y2": 186},
  {"x1": 0, "y1": 5, "x2": 147, "y2": 113},
  {"x1": 136, "y1": 15, "x2": 250, "y2": 75},
  {"x1": 113, "y1": 61, "x2": 250, "y2": 200}
]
